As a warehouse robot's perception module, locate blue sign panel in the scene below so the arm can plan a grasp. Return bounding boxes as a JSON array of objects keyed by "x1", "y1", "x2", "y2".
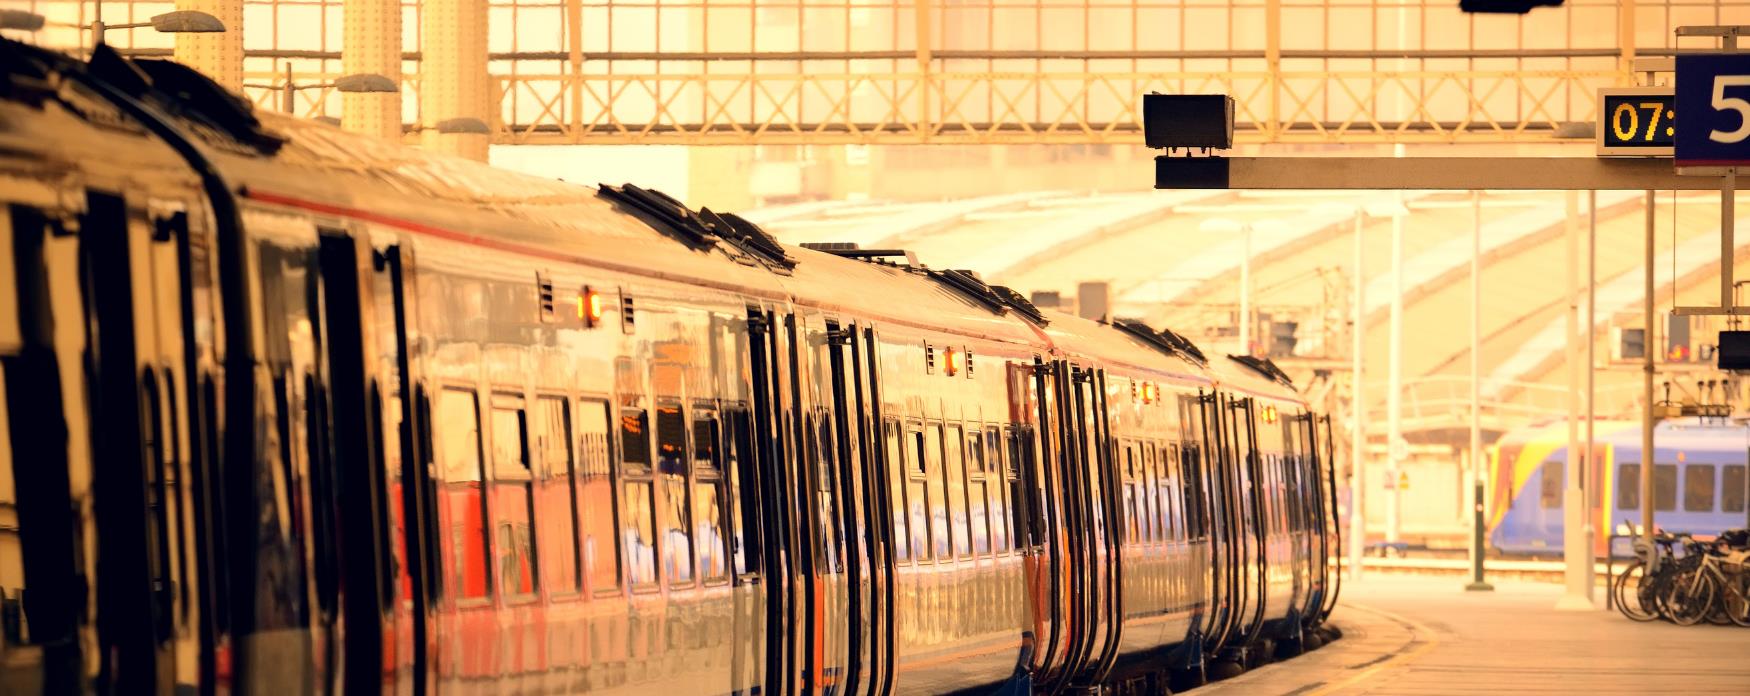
[{"x1": 1676, "y1": 53, "x2": 1750, "y2": 166}]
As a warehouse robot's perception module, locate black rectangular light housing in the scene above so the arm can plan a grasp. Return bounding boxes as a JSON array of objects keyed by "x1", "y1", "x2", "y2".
[
  {"x1": 1458, "y1": 0, "x2": 1563, "y2": 13},
  {"x1": 1718, "y1": 330, "x2": 1750, "y2": 371},
  {"x1": 1143, "y1": 94, "x2": 1234, "y2": 150}
]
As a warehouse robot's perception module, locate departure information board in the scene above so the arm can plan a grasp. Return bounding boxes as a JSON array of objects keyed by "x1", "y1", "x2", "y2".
[{"x1": 1597, "y1": 87, "x2": 1675, "y2": 156}]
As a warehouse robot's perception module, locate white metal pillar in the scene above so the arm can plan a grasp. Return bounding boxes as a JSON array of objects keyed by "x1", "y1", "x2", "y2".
[
  {"x1": 1350, "y1": 210, "x2": 1367, "y2": 579},
  {"x1": 343, "y1": 0, "x2": 402, "y2": 139},
  {"x1": 1586, "y1": 190, "x2": 1598, "y2": 597},
  {"x1": 1641, "y1": 192, "x2": 1656, "y2": 554},
  {"x1": 1386, "y1": 192, "x2": 1404, "y2": 544},
  {"x1": 1466, "y1": 190, "x2": 1492, "y2": 591},
  {"x1": 420, "y1": 0, "x2": 490, "y2": 160},
  {"x1": 173, "y1": 0, "x2": 243, "y2": 89},
  {"x1": 1240, "y1": 223, "x2": 1253, "y2": 356},
  {"x1": 1558, "y1": 191, "x2": 1591, "y2": 610}
]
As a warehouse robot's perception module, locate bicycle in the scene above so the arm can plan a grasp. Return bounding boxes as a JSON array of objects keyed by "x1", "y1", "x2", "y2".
[{"x1": 1612, "y1": 529, "x2": 1686, "y2": 622}]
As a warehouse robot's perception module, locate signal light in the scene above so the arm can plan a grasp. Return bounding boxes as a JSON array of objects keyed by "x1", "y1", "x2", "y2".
[
  {"x1": 1142, "y1": 382, "x2": 1158, "y2": 404},
  {"x1": 578, "y1": 286, "x2": 605, "y2": 327}
]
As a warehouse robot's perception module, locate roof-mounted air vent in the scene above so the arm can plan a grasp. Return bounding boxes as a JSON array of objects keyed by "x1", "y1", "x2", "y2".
[
  {"x1": 801, "y1": 242, "x2": 920, "y2": 266},
  {"x1": 925, "y1": 268, "x2": 1009, "y2": 316},
  {"x1": 1228, "y1": 354, "x2": 1294, "y2": 387},
  {"x1": 1156, "y1": 326, "x2": 1208, "y2": 365},
  {"x1": 598, "y1": 183, "x2": 718, "y2": 248},
  {"x1": 1113, "y1": 319, "x2": 1208, "y2": 365},
  {"x1": 989, "y1": 285, "x2": 1047, "y2": 325}
]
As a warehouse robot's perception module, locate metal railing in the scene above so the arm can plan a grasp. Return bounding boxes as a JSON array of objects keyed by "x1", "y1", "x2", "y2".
[{"x1": 1359, "y1": 376, "x2": 1641, "y2": 435}]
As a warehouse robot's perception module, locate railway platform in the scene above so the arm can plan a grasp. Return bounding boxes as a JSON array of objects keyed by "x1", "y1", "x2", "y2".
[{"x1": 1203, "y1": 575, "x2": 1750, "y2": 695}]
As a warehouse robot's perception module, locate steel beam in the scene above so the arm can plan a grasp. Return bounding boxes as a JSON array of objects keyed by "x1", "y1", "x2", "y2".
[{"x1": 1156, "y1": 157, "x2": 1726, "y2": 191}]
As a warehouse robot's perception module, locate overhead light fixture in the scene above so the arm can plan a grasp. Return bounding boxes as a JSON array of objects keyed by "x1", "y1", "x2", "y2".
[
  {"x1": 435, "y1": 117, "x2": 491, "y2": 135},
  {"x1": 333, "y1": 73, "x2": 398, "y2": 94},
  {"x1": 148, "y1": 10, "x2": 226, "y2": 33},
  {"x1": 0, "y1": 9, "x2": 46, "y2": 31}
]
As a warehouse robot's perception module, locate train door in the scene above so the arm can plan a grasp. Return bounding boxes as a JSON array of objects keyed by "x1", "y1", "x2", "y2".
[
  {"x1": 1195, "y1": 391, "x2": 1237, "y2": 660},
  {"x1": 746, "y1": 305, "x2": 797, "y2": 695},
  {"x1": 822, "y1": 319, "x2": 889, "y2": 695},
  {"x1": 1, "y1": 203, "x2": 93, "y2": 693},
  {"x1": 1226, "y1": 397, "x2": 1267, "y2": 657},
  {"x1": 795, "y1": 313, "x2": 851, "y2": 693},
  {"x1": 1055, "y1": 361, "x2": 1116, "y2": 688},
  {"x1": 315, "y1": 232, "x2": 399, "y2": 694},
  {"x1": 1023, "y1": 358, "x2": 1068, "y2": 690},
  {"x1": 380, "y1": 245, "x2": 438, "y2": 695},
  {"x1": 1178, "y1": 392, "x2": 1218, "y2": 663}
]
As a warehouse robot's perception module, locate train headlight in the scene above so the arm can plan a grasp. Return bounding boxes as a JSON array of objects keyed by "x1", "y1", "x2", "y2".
[{"x1": 579, "y1": 286, "x2": 605, "y2": 327}]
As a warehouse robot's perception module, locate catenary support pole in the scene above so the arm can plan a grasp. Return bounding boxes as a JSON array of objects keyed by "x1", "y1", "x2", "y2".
[
  {"x1": 1641, "y1": 191, "x2": 1656, "y2": 557},
  {"x1": 1467, "y1": 190, "x2": 1492, "y2": 592},
  {"x1": 1585, "y1": 189, "x2": 1597, "y2": 601},
  {"x1": 1350, "y1": 210, "x2": 1367, "y2": 579}
]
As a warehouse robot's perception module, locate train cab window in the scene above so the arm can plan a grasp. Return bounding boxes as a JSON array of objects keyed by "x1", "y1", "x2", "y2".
[
  {"x1": 924, "y1": 425, "x2": 949, "y2": 559},
  {"x1": 1655, "y1": 464, "x2": 1678, "y2": 512},
  {"x1": 489, "y1": 398, "x2": 538, "y2": 599},
  {"x1": 692, "y1": 409, "x2": 729, "y2": 582},
  {"x1": 535, "y1": 396, "x2": 581, "y2": 596},
  {"x1": 725, "y1": 408, "x2": 761, "y2": 576},
  {"x1": 1539, "y1": 461, "x2": 1562, "y2": 509},
  {"x1": 966, "y1": 430, "x2": 991, "y2": 555},
  {"x1": 1618, "y1": 463, "x2": 1640, "y2": 510},
  {"x1": 576, "y1": 399, "x2": 621, "y2": 593},
  {"x1": 1726, "y1": 465, "x2": 1747, "y2": 514},
  {"x1": 907, "y1": 428, "x2": 931, "y2": 561},
  {"x1": 944, "y1": 425, "x2": 971, "y2": 557},
  {"x1": 621, "y1": 407, "x2": 658, "y2": 588},
  {"x1": 435, "y1": 388, "x2": 491, "y2": 600},
  {"x1": 885, "y1": 420, "x2": 913, "y2": 562},
  {"x1": 1684, "y1": 464, "x2": 1716, "y2": 513},
  {"x1": 656, "y1": 404, "x2": 695, "y2": 585}
]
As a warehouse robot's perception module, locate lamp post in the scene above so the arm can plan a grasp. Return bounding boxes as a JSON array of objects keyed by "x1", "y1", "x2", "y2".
[
  {"x1": 0, "y1": 8, "x2": 223, "y2": 48},
  {"x1": 247, "y1": 65, "x2": 398, "y2": 117}
]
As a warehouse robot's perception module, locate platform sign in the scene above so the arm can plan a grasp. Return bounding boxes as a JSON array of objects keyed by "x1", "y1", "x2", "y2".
[
  {"x1": 1675, "y1": 53, "x2": 1750, "y2": 166},
  {"x1": 1596, "y1": 87, "x2": 1675, "y2": 156}
]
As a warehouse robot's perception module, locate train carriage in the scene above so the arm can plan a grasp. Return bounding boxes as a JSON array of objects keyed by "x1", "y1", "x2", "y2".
[{"x1": 0, "y1": 40, "x2": 1340, "y2": 695}]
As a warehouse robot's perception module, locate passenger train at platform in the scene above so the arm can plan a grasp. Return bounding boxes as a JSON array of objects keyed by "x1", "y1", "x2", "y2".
[
  {"x1": 0, "y1": 40, "x2": 1342, "y2": 694},
  {"x1": 1489, "y1": 417, "x2": 1749, "y2": 557}
]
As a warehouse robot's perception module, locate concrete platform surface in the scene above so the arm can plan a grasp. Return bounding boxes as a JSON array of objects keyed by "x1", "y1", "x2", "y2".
[{"x1": 1200, "y1": 575, "x2": 1750, "y2": 695}]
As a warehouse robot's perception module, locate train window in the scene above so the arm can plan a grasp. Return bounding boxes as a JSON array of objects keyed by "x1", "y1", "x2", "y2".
[
  {"x1": 1726, "y1": 465, "x2": 1747, "y2": 514},
  {"x1": 1539, "y1": 461, "x2": 1562, "y2": 509},
  {"x1": 1161, "y1": 445, "x2": 1178, "y2": 542},
  {"x1": 623, "y1": 480, "x2": 658, "y2": 587},
  {"x1": 986, "y1": 426, "x2": 1010, "y2": 553},
  {"x1": 621, "y1": 408, "x2": 651, "y2": 473},
  {"x1": 1180, "y1": 444, "x2": 1203, "y2": 541},
  {"x1": 1006, "y1": 427, "x2": 1037, "y2": 551},
  {"x1": 725, "y1": 408, "x2": 761, "y2": 576},
  {"x1": 535, "y1": 396, "x2": 581, "y2": 596},
  {"x1": 1684, "y1": 464, "x2": 1716, "y2": 513},
  {"x1": 1618, "y1": 463, "x2": 1640, "y2": 510},
  {"x1": 925, "y1": 425, "x2": 950, "y2": 559},
  {"x1": 656, "y1": 404, "x2": 694, "y2": 585},
  {"x1": 435, "y1": 388, "x2": 491, "y2": 600},
  {"x1": 692, "y1": 411, "x2": 728, "y2": 582},
  {"x1": 885, "y1": 420, "x2": 912, "y2": 562},
  {"x1": 490, "y1": 400, "x2": 539, "y2": 599},
  {"x1": 1122, "y1": 445, "x2": 1140, "y2": 543},
  {"x1": 966, "y1": 431, "x2": 991, "y2": 555},
  {"x1": 1141, "y1": 444, "x2": 1159, "y2": 543},
  {"x1": 576, "y1": 399, "x2": 622, "y2": 593},
  {"x1": 944, "y1": 424, "x2": 971, "y2": 557},
  {"x1": 908, "y1": 428, "x2": 930, "y2": 561},
  {"x1": 812, "y1": 413, "x2": 844, "y2": 573},
  {"x1": 1655, "y1": 464, "x2": 1678, "y2": 512}
]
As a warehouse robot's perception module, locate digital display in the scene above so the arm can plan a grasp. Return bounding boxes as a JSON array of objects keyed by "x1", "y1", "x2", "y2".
[{"x1": 1596, "y1": 87, "x2": 1675, "y2": 156}]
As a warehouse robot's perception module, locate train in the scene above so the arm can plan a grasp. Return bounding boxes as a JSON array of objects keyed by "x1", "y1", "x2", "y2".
[
  {"x1": 1489, "y1": 417, "x2": 1749, "y2": 556},
  {"x1": 0, "y1": 39, "x2": 1343, "y2": 695}
]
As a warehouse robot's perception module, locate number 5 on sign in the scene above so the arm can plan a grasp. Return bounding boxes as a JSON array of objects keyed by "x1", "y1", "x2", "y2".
[
  {"x1": 1676, "y1": 53, "x2": 1750, "y2": 165},
  {"x1": 1709, "y1": 75, "x2": 1750, "y2": 144}
]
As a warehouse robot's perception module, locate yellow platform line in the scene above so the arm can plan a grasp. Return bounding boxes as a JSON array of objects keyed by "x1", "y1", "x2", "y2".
[{"x1": 1304, "y1": 602, "x2": 1441, "y2": 696}]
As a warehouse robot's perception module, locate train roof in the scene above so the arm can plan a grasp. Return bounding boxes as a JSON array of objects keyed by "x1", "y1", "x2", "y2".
[{"x1": 1037, "y1": 310, "x2": 1213, "y2": 387}]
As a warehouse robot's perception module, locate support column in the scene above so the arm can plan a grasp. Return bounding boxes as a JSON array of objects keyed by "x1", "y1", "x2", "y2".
[
  {"x1": 343, "y1": 0, "x2": 402, "y2": 139},
  {"x1": 1386, "y1": 193, "x2": 1404, "y2": 544},
  {"x1": 173, "y1": 0, "x2": 243, "y2": 90},
  {"x1": 420, "y1": 0, "x2": 490, "y2": 160},
  {"x1": 1558, "y1": 191, "x2": 1591, "y2": 610},
  {"x1": 1641, "y1": 191, "x2": 1656, "y2": 554},
  {"x1": 1467, "y1": 190, "x2": 1492, "y2": 592}
]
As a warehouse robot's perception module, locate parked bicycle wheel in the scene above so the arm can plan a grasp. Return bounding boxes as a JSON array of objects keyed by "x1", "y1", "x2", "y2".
[
  {"x1": 1663, "y1": 569, "x2": 1716, "y2": 627},
  {"x1": 1726, "y1": 569, "x2": 1750, "y2": 628},
  {"x1": 1614, "y1": 561, "x2": 1661, "y2": 622}
]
